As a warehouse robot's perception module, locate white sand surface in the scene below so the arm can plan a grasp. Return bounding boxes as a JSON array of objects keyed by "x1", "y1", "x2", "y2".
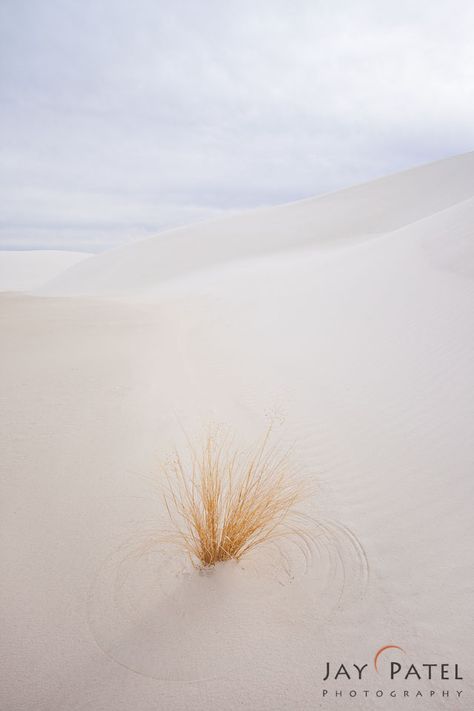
[
  {"x1": 0, "y1": 250, "x2": 91, "y2": 291},
  {"x1": 1, "y1": 154, "x2": 474, "y2": 710}
]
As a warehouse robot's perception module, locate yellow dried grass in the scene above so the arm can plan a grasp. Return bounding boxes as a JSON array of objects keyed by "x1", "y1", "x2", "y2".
[{"x1": 162, "y1": 426, "x2": 308, "y2": 568}]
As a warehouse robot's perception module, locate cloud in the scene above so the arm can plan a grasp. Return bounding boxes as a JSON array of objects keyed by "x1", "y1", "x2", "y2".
[{"x1": 1, "y1": 0, "x2": 473, "y2": 250}]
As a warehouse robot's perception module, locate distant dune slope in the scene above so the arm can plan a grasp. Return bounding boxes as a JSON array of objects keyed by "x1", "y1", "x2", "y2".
[
  {"x1": 41, "y1": 152, "x2": 474, "y2": 295},
  {"x1": 0, "y1": 250, "x2": 91, "y2": 291}
]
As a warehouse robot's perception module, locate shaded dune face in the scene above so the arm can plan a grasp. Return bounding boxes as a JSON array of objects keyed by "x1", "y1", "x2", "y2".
[{"x1": 2, "y1": 152, "x2": 474, "y2": 710}]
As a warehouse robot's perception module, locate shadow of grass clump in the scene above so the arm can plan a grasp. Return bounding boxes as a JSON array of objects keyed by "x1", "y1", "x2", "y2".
[{"x1": 161, "y1": 426, "x2": 312, "y2": 568}]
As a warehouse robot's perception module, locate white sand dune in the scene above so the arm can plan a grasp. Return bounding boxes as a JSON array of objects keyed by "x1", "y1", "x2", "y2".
[
  {"x1": 0, "y1": 250, "x2": 91, "y2": 291},
  {"x1": 42, "y1": 151, "x2": 474, "y2": 295},
  {"x1": 1, "y1": 153, "x2": 474, "y2": 710}
]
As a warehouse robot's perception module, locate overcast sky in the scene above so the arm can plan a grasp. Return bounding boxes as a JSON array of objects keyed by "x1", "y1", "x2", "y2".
[{"x1": 1, "y1": 1, "x2": 473, "y2": 252}]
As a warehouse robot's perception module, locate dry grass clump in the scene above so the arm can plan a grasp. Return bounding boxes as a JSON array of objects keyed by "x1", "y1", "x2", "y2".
[{"x1": 162, "y1": 427, "x2": 308, "y2": 568}]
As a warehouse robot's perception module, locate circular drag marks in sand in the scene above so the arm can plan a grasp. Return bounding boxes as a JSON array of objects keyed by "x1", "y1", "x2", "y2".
[{"x1": 87, "y1": 521, "x2": 368, "y2": 682}]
